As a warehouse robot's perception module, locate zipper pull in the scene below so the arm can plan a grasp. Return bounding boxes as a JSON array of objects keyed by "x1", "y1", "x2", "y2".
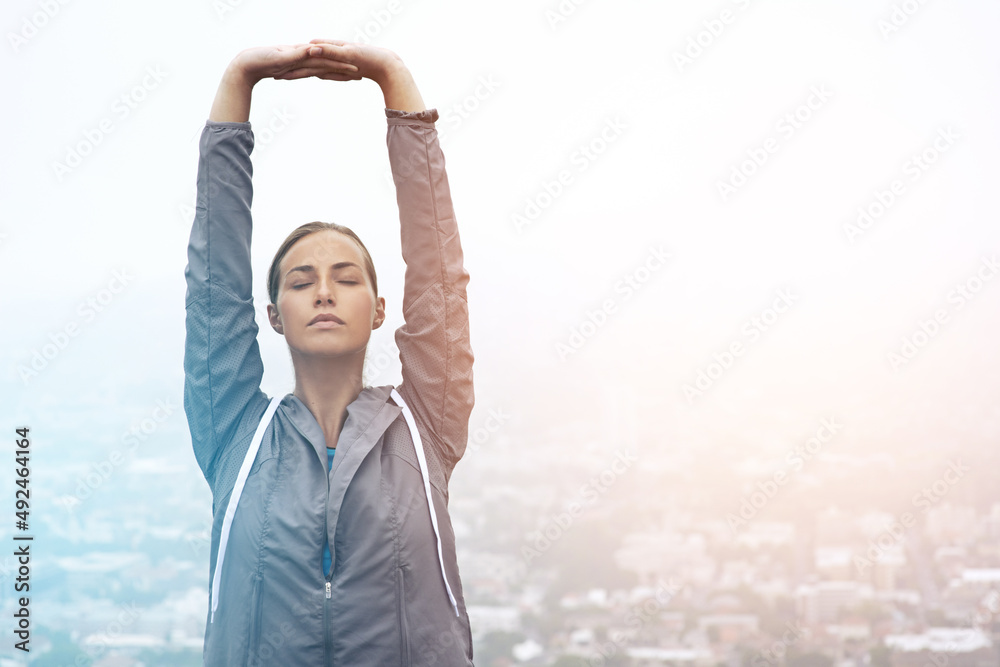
[{"x1": 325, "y1": 582, "x2": 331, "y2": 599}]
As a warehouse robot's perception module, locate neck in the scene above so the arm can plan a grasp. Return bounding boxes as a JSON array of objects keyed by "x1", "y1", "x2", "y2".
[{"x1": 290, "y1": 348, "x2": 366, "y2": 449}]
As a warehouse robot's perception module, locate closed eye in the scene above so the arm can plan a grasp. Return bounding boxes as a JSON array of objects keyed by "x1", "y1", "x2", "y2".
[{"x1": 292, "y1": 283, "x2": 312, "y2": 289}]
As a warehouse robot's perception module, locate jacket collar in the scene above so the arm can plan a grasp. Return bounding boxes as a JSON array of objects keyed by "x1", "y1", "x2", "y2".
[{"x1": 283, "y1": 384, "x2": 399, "y2": 470}]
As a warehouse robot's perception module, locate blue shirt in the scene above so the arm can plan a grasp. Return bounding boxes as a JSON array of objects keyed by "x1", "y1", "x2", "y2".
[{"x1": 323, "y1": 447, "x2": 335, "y2": 575}]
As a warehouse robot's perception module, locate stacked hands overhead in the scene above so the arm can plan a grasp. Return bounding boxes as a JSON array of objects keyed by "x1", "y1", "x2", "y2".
[
  {"x1": 230, "y1": 39, "x2": 404, "y2": 86},
  {"x1": 212, "y1": 38, "x2": 424, "y2": 121}
]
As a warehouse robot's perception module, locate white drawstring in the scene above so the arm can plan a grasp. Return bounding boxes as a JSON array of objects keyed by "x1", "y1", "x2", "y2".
[
  {"x1": 210, "y1": 389, "x2": 460, "y2": 623},
  {"x1": 211, "y1": 395, "x2": 282, "y2": 623},
  {"x1": 390, "y1": 388, "x2": 461, "y2": 618}
]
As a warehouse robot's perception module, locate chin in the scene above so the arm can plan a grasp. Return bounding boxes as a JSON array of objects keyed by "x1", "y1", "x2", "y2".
[{"x1": 291, "y1": 341, "x2": 366, "y2": 359}]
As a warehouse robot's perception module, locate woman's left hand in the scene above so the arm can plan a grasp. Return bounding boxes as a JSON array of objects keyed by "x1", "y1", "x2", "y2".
[{"x1": 274, "y1": 39, "x2": 405, "y2": 86}]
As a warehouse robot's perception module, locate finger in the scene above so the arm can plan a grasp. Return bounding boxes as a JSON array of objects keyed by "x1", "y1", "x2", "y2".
[
  {"x1": 283, "y1": 43, "x2": 316, "y2": 56},
  {"x1": 306, "y1": 43, "x2": 355, "y2": 60},
  {"x1": 297, "y1": 55, "x2": 359, "y2": 72},
  {"x1": 309, "y1": 38, "x2": 348, "y2": 46},
  {"x1": 274, "y1": 67, "x2": 360, "y2": 80},
  {"x1": 273, "y1": 68, "x2": 323, "y2": 79},
  {"x1": 317, "y1": 72, "x2": 363, "y2": 81},
  {"x1": 276, "y1": 73, "x2": 362, "y2": 82},
  {"x1": 273, "y1": 44, "x2": 319, "y2": 67}
]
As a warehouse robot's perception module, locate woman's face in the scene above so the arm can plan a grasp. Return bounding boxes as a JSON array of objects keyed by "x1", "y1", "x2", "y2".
[{"x1": 266, "y1": 230, "x2": 385, "y2": 359}]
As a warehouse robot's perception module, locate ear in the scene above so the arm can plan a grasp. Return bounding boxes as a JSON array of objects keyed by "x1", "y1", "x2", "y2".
[
  {"x1": 267, "y1": 303, "x2": 284, "y2": 335},
  {"x1": 371, "y1": 296, "x2": 387, "y2": 330}
]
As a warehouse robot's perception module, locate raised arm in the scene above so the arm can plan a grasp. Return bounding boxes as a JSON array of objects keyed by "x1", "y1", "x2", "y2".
[
  {"x1": 184, "y1": 47, "x2": 360, "y2": 482},
  {"x1": 282, "y1": 41, "x2": 475, "y2": 476},
  {"x1": 387, "y1": 103, "x2": 475, "y2": 479}
]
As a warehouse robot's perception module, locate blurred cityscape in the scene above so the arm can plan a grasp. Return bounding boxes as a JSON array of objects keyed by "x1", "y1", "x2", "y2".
[{"x1": 2, "y1": 386, "x2": 999, "y2": 667}]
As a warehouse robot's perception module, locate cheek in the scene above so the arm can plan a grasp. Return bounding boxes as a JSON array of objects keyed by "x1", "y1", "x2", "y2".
[
  {"x1": 278, "y1": 293, "x2": 306, "y2": 320},
  {"x1": 352, "y1": 293, "x2": 373, "y2": 314},
  {"x1": 350, "y1": 294, "x2": 377, "y2": 320}
]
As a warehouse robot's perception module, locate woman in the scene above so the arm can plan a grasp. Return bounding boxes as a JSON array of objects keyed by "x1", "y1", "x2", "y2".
[{"x1": 183, "y1": 40, "x2": 476, "y2": 665}]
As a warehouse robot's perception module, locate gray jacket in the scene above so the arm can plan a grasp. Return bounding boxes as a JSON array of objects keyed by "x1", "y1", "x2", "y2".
[{"x1": 183, "y1": 108, "x2": 475, "y2": 665}]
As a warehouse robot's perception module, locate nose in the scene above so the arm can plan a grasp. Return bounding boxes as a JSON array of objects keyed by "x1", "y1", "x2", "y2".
[{"x1": 314, "y1": 277, "x2": 335, "y2": 304}]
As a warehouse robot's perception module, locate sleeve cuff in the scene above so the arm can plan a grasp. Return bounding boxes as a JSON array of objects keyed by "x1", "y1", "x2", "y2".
[
  {"x1": 385, "y1": 108, "x2": 439, "y2": 127},
  {"x1": 205, "y1": 119, "x2": 252, "y2": 130}
]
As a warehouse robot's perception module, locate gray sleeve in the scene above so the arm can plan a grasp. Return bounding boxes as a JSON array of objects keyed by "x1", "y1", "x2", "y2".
[{"x1": 183, "y1": 120, "x2": 268, "y2": 483}]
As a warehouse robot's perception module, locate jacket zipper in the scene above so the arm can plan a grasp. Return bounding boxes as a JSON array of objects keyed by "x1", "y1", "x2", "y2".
[
  {"x1": 324, "y1": 580, "x2": 332, "y2": 664},
  {"x1": 324, "y1": 449, "x2": 333, "y2": 663}
]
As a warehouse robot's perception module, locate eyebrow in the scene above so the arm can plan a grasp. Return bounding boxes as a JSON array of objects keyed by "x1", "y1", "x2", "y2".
[{"x1": 284, "y1": 262, "x2": 362, "y2": 280}]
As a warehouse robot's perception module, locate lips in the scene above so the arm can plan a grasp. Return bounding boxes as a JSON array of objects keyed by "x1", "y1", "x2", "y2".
[{"x1": 309, "y1": 313, "x2": 345, "y2": 325}]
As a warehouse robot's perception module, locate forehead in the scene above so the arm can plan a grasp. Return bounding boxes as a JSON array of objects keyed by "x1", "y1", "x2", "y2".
[{"x1": 281, "y1": 230, "x2": 365, "y2": 273}]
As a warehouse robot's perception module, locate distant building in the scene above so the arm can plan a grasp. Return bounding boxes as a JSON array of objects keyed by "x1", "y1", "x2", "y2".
[
  {"x1": 615, "y1": 530, "x2": 710, "y2": 584},
  {"x1": 874, "y1": 588, "x2": 922, "y2": 612},
  {"x1": 824, "y1": 621, "x2": 871, "y2": 641},
  {"x1": 661, "y1": 611, "x2": 686, "y2": 636},
  {"x1": 754, "y1": 579, "x2": 795, "y2": 607},
  {"x1": 872, "y1": 545, "x2": 906, "y2": 591},
  {"x1": 625, "y1": 646, "x2": 715, "y2": 666},
  {"x1": 717, "y1": 561, "x2": 754, "y2": 589},
  {"x1": 466, "y1": 605, "x2": 520, "y2": 640},
  {"x1": 925, "y1": 505, "x2": 977, "y2": 545},
  {"x1": 697, "y1": 614, "x2": 759, "y2": 644},
  {"x1": 815, "y1": 546, "x2": 853, "y2": 581},
  {"x1": 796, "y1": 581, "x2": 873, "y2": 625},
  {"x1": 960, "y1": 569, "x2": 1000, "y2": 586},
  {"x1": 513, "y1": 639, "x2": 544, "y2": 662},
  {"x1": 884, "y1": 627, "x2": 996, "y2": 667},
  {"x1": 933, "y1": 545, "x2": 968, "y2": 580},
  {"x1": 982, "y1": 503, "x2": 1000, "y2": 541},
  {"x1": 735, "y1": 521, "x2": 795, "y2": 549},
  {"x1": 940, "y1": 569, "x2": 1000, "y2": 624}
]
